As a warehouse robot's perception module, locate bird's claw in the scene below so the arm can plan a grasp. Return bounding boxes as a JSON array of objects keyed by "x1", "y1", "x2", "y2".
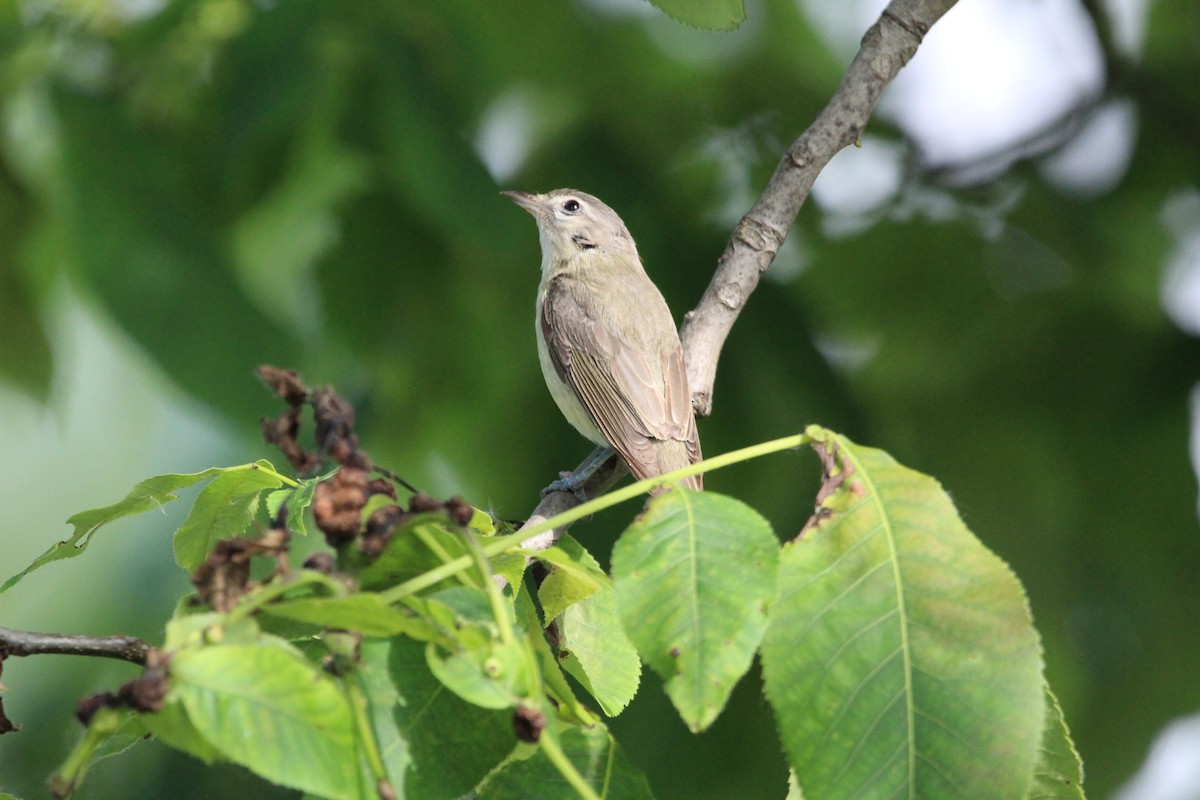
[{"x1": 542, "y1": 473, "x2": 590, "y2": 504}]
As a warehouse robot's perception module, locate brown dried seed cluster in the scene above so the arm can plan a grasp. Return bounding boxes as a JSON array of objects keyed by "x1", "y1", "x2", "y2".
[
  {"x1": 192, "y1": 531, "x2": 288, "y2": 612},
  {"x1": 312, "y1": 467, "x2": 370, "y2": 546}
]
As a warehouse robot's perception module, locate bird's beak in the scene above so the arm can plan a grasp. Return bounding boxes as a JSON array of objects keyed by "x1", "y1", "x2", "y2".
[{"x1": 502, "y1": 190, "x2": 543, "y2": 217}]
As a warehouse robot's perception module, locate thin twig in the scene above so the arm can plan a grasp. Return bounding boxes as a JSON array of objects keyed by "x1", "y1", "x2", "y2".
[
  {"x1": 520, "y1": 0, "x2": 958, "y2": 546},
  {"x1": 680, "y1": 0, "x2": 958, "y2": 416},
  {"x1": 0, "y1": 626, "x2": 150, "y2": 665}
]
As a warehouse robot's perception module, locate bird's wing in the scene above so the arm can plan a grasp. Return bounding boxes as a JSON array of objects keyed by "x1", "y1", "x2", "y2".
[{"x1": 541, "y1": 275, "x2": 700, "y2": 482}]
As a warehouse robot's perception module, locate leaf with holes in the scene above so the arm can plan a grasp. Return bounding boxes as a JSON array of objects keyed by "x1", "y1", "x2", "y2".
[{"x1": 761, "y1": 428, "x2": 1044, "y2": 799}]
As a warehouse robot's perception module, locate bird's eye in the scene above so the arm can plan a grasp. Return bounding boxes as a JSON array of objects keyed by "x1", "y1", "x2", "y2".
[{"x1": 563, "y1": 199, "x2": 581, "y2": 213}]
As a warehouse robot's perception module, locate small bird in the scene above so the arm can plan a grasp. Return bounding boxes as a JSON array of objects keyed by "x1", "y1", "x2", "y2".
[{"x1": 503, "y1": 188, "x2": 702, "y2": 494}]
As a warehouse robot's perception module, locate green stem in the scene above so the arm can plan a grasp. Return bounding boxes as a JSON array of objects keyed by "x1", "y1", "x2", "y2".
[
  {"x1": 539, "y1": 729, "x2": 602, "y2": 800},
  {"x1": 414, "y1": 526, "x2": 477, "y2": 588},
  {"x1": 252, "y1": 462, "x2": 302, "y2": 488},
  {"x1": 223, "y1": 570, "x2": 345, "y2": 625},
  {"x1": 344, "y1": 672, "x2": 389, "y2": 796},
  {"x1": 460, "y1": 527, "x2": 516, "y2": 646},
  {"x1": 380, "y1": 432, "x2": 809, "y2": 603}
]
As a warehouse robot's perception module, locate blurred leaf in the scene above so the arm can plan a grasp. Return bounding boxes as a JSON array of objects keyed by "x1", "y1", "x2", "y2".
[
  {"x1": 761, "y1": 429, "x2": 1044, "y2": 799},
  {"x1": 611, "y1": 490, "x2": 778, "y2": 732},
  {"x1": 357, "y1": 514, "x2": 466, "y2": 591},
  {"x1": 1, "y1": 467, "x2": 225, "y2": 593},
  {"x1": 140, "y1": 697, "x2": 223, "y2": 765},
  {"x1": 645, "y1": 0, "x2": 746, "y2": 30},
  {"x1": 52, "y1": 89, "x2": 302, "y2": 425},
  {"x1": 230, "y1": 137, "x2": 367, "y2": 338},
  {"x1": 261, "y1": 594, "x2": 433, "y2": 638},
  {"x1": 384, "y1": 636, "x2": 515, "y2": 799},
  {"x1": 173, "y1": 461, "x2": 287, "y2": 570},
  {"x1": 170, "y1": 643, "x2": 362, "y2": 800},
  {"x1": 552, "y1": 535, "x2": 640, "y2": 717},
  {"x1": 1028, "y1": 687, "x2": 1086, "y2": 799},
  {"x1": 477, "y1": 724, "x2": 655, "y2": 800},
  {"x1": 48, "y1": 708, "x2": 133, "y2": 799},
  {"x1": 0, "y1": 265, "x2": 51, "y2": 401}
]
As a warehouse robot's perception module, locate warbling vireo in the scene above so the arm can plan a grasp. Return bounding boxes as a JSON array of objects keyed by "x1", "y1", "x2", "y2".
[{"x1": 503, "y1": 188, "x2": 702, "y2": 493}]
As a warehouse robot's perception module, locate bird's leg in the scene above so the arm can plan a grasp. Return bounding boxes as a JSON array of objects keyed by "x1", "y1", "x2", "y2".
[{"x1": 542, "y1": 445, "x2": 616, "y2": 502}]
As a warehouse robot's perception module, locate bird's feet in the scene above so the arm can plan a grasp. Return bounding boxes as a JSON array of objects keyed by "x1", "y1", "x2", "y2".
[{"x1": 541, "y1": 471, "x2": 590, "y2": 504}]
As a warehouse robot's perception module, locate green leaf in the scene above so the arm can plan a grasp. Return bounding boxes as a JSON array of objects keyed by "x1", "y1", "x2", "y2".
[
  {"x1": 1, "y1": 467, "x2": 225, "y2": 593},
  {"x1": 1028, "y1": 687, "x2": 1086, "y2": 799},
  {"x1": 492, "y1": 550, "x2": 529, "y2": 600},
  {"x1": 514, "y1": 589, "x2": 593, "y2": 724},
  {"x1": 163, "y1": 610, "x2": 261, "y2": 652},
  {"x1": 267, "y1": 469, "x2": 332, "y2": 536},
  {"x1": 530, "y1": 542, "x2": 604, "y2": 624},
  {"x1": 426, "y1": 637, "x2": 527, "y2": 710},
  {"x1": 422, "y1": 588, "x2": 529, "y2": 710},
  {"x1": 376, "y1": 637, "x2": 516, "y2": 799},
  {"x1": 173, "y1": 461, "x2": 287, "y2": 570},
  {"x1": 477, "y1": 724, "x2": 654, "y2": 800},
  {"x1": 170, "y1": 642, "x2": 362, "y2": 800},
  {"x1": 645, "y1": 0, "x2": 745, "y2": 30},
  {"x1": 551, "y1": 535, "x2": 640, "y2": 717},
  {"x1": 611, "y1": 490, "x2": 778, "y2": 732},
  {"x1": 761, "y1": 429, "x2": 1045, "y2": 799},
  {"x1": 787, "y1": 770, "x2": 804, "y2": 800},
  {"x1": 261, "y1": 594, "x2": 434, "y2": 638}
]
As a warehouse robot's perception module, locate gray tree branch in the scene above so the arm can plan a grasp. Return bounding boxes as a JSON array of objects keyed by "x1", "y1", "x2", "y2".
[
  {"x1": 0, "y1": 626, "x2": 150, "y2": 665},
  {"x1": 681, "y1": 0, "x2": 958, "y2": 416},
  {"x1": 521, "y1": 0, "x2": 958, "y2": 541}
]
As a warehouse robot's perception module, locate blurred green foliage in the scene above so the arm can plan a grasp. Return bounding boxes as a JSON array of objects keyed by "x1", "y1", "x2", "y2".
[{"x1": 1, "y1": 0, "x2": 1199, "y2": 797}]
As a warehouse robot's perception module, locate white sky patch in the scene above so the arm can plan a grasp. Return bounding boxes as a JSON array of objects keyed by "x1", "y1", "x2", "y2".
[
  {"x1": 1160, "y1": 190, "x2": 1200, "y2": 336},
  {"x1": 1103, "y1": 0, "x2": 1151, "y2": 59},
  {"x1": 811, "y1": 136, "x2": 905, "y2": 218},
  {"x1": 813, "y1": 331, "x2": 883, "y2": 374},
  {"x1": 802, "y1": 0, "x2": 1106, "y2": 170},
  {"x1": 1040, "y1": 98, "x2": 1137, "y2": 197},
  {"x1": 1114, "y1": 711, "x2": 1200, "y2": 800},
  {"x1": 883, "y1": 0, "x2": 1105, "y2": 167},
  {"x1": 474, "y1": 88, "x2": 537, "y2": 184}
]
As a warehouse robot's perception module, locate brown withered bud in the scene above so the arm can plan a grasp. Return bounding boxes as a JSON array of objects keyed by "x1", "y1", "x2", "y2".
[
  {"x1": 76, "y1": 693, "x2": 119, "y2": 727},
  {"x1": 312, "y1": 387, "x2": 368, "y2": 469},
  {"x1": 303, "y1": 552, "x2": 336, "y2": 574},
  {"x1": 408, "y1": 493, "x2": 441, "y2": 514},
  {"x1": 117, "y1": 658, "x2": 169, "y2": 714},
  {"x1": 312, "y1": 467, "x2": 370, "y2": 546},
  {"x1": 0, "y1": 697, "x2": 16, "y2": 734},
  {"x1": 361, "y1": 504, "x2": 408, "y2": 556},
  {"x1": 257, "y1": 365, "x2": 310, "y2": 406},
  {"x1": 513, "y1": 704, "x2": 547, "y2": 743},
  {"x1": 445, "y1": 496, "x2": 474, "y2": 527},
  {"x1": 366, "y1": 478, "x2": 397, "y2": 500},
  {"x1": 261, "y1": 406, "x2": 317, "y2": 473}
]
